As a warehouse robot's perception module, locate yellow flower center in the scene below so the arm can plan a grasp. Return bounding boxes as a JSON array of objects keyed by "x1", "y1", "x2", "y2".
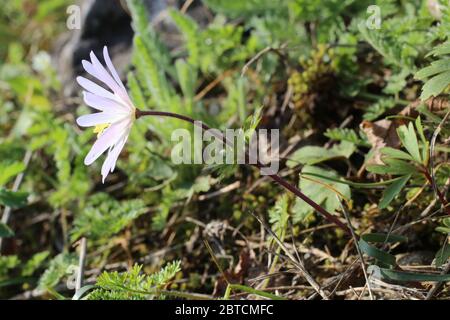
[{"x1": 93, "y1": 123, "x2": 110, "y2": 137}]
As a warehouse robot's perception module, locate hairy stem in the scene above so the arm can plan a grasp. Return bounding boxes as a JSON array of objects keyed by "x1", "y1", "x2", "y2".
[{"x1": 136, "y1": 109, "x2": 352, "y2": 236}]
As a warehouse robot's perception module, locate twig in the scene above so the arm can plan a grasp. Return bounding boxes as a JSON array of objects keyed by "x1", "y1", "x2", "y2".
[
  {"x1": 338, "y1": 197, "x2": 374, "y2": 300},
  {"x1": 241, "y1": 43, "x2": 288, "y2": 78},
  {"x1": 250, "y1": 212, "x2": 329, "y2": 300},
  {"x1": 426, "y1": 259, "x2": 450, "y2": 300},
  {"x1": 75, "y1": 237, "x2": 87, "y2": 292},
  {"x1": 428, "y1": 109, "x2": 450, "y2": 215},
  {"x1": 180, "y1": 0, "x2": 195, "y2": 13}
]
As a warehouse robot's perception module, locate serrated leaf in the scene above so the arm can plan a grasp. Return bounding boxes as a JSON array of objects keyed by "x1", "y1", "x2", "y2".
[
  {"x1": 170, "y1": 9, "x2": 200, "y2": 67},
  {"x1": 420, "y1": 70, "x2": 450, "y2": 100},
  {"x1": 416, "y1": 59, "x2": 450, "y2": 79},
  {"x1": 0, "y1": 162, "x2": 25, "y2": 187},
  {"x1": 416, "y1": 41, "x2": 450, "y2": 100}
]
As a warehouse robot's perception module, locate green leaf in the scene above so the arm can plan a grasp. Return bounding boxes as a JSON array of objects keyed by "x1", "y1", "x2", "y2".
[
  {"x1": 380, "y1": 147, "x2": 413, "y2": 161},
  {"x1": 397, "y1": 123, "x2": 421, "y2": 163},
  {"x1": 0, "y1": 189, "x2": 28, "y2": 208},
  {"x1": 22, "y1": 251, "x2": 50, "y2": 276},
  {"x1": 324, "y1": 128, "x2": 369, "y2": 147},
  {"x1": 38, "y1": 253, "x2": 77, "y2": 291},
  {"x1": 367, "y1": 158, "x2": 416, "y2": 175},
  {"x1": 71, "y1": 193, "x2": 147, "y2": 241},
  {"x1": 175, "y1": 59, "x2": 197, "y2": 103},
  {"x1": 0, "y1": 223, "x2": 14, "y2": 238},
  {"x1": 287, "y1": 141, "x2": 355, "y2": 167},
  {"x1": 269, "y1": 194, "x2": 289, "y2": 239},
  {"x1": 169, "y1": 9, "x2": 200, "y2": 67},
  {"x1": 358, "y1": 239, "x2": 396, "y2": 267},
  {"x1": 435, "y1": 244, "x2": 450, "y2": 268},
  {"x1": 361, "y1": 233, "x2": 407, "y2": 244},
  {"x1": 415, "y1": 41, "x2": 450, "y2": 100},
  {"x1": 420, "y1": 70, "x2": 450, "y2": 101},
  {"x1": 293, "y1": 166, "x2": 351, "y2": 223},
  {"x1": 379, "y1": 174, "x2": 411, "y2": 209},
  {"x1": 203, "y1": 0, "x2": 283, "y2": 17},
  {"x1": 89, "y1": 261, "x2": 181, "y2": 300},
  {"x1": 0, "y1": 161, "x2": 25, "y2": 187},
  {"x1": 369, "y1": 265, "x2": 450, "y2": 282}
]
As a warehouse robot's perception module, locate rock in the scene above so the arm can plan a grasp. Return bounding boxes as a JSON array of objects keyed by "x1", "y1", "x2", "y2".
[{"x1": 54, "y1": 0, "x2": 171, "y2": 98}]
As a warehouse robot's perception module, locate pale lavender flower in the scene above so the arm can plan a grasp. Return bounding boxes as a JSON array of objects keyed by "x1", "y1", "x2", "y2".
[{"x1": 76, "y1": 46, "x2": 135, "y2": 183}]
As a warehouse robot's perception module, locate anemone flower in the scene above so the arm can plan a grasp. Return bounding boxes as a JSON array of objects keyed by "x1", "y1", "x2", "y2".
[{"x1": 76, "y1": 46, "x2": 135, "y2": 183}]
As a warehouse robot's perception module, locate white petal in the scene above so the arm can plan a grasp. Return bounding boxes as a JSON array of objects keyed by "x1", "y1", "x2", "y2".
[
  {"x1": 77, "y1": 76, "x2": 116, "y2": 101},
  {"x1": 76, "y1": 112, "x2": 127, "y2": 127},
  {"x1": 101, "y1": 131, "x2": 129, "y2": 183},
  {"x1": 103, "y1": 46, "x2": 126, "y2": 91},
  {"x1": 88, "y1": 52, "x2": 122, "y2": 94},
  {"x1": 83, "y1": 92, "x2": 129, "y2": 112},
  {"x1": 84, "y1": 118, "x2": 131, "y2": 165}
]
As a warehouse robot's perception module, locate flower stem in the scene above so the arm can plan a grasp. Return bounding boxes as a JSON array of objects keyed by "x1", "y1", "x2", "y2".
[{"x1": 136, "y1": 109, "x2": 352, "y2": 236}]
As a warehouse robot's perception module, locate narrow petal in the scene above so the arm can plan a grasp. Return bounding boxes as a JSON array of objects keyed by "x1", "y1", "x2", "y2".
[
  {"x1": 101, "y1": 132, "x2": 129, "y2": 182},
  {"x1": 103, "y1": 46, "x2": 126, "y2": 91},
  {"x1": 84, "y1": 118, "x2": 131, "y2": 165},
  {"x1": 77, "y1": 76, "x2": 117, "y2": 101},
  {"x1": 83, "y1": 92, "x2": 129, "y2": 112},
  {"x1": 109, "y1": 129, "x2": 130, "y2": 172},
  {"x1": 76, "y1": 112, "x2": 127, "y2": 127},
  {"x1": 88, "y1": 52, "x2": 122, "y2": 94}
]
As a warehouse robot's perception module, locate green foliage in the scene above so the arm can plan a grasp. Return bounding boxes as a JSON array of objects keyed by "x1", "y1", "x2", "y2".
[
  {"x1": 416, "y1": 41, "x2": 450, "y2": 100},
  {"x1": 366, "y1": 118, "x2": 431, "y2": 209},
  {"x1": 436, "y1": 218, "x2": 450, "y2": 235},
  {"x1": 0, "y1": 161, "x2": 25, "y2": 186},
  {"x1": 363, "y1": 98, "x2": 396, "y2": 121},
  {"x1": 358, "y1": 23, "x2": 412, "y2": 71},
  {"x1": 378, "y1": 174, "x2": 411, "y2": 209},
  {"x1": 286, "y1": 141, "x2": 355, "y2": 167},
  {"x1": 324, "y1": 128, "x2": 369, "y2": 147},
  {"x1": 71, "y1": 193, "x2": 147, "y2": 241},
  {"x1": 204, "y1": 0, "x2": 282, "y2": 17},
  {"x1": 88, "y1": 262, "x2": 181, "y2": 300},
  {"x1": 435, "y1": 242, "x2": 450, "y2": 268},
  {"x1": 38, "y1": 253, "x2": 77, "y2": 291},
  {"x1": 269, "y1": 194, "x2": 289, "y2": 240},
  {"x1": 0, "y1": 188, "x2": 27, "y2": 208},
  {"x1": 1, "y1": 0, "x2": 449, "y2": 300},
  {"x1": 0, "y1": 256, "x2": 20, "y2": 280},
  {"x1": 22, "y1": 251, "x2": 50, "y2": 277},
  {"x1": 293, "y1": 166, "x2": 351, "y2": 223}
]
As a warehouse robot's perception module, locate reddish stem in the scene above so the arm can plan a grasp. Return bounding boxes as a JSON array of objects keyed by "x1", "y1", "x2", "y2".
[
  {"x1": 136, "y1": 109, "x2": 352, "y2": 236},
  {"x1": 423, "y1": 169, "x2": 450, "y2": 215}
]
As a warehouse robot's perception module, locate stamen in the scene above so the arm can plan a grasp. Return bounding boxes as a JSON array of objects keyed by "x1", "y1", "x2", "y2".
[{"x1": 93, "y1": 123, "x2": 110, "y2": 137}]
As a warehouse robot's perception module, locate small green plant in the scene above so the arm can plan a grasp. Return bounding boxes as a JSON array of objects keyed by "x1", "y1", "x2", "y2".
[{"x1": 87, "y1": 262, "x2": 181, "y2": 300}]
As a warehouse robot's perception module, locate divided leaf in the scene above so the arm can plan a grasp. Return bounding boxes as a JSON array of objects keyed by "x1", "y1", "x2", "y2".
[{"x1": 293, "y1": 166, "x2": 351, "y2": 223}]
